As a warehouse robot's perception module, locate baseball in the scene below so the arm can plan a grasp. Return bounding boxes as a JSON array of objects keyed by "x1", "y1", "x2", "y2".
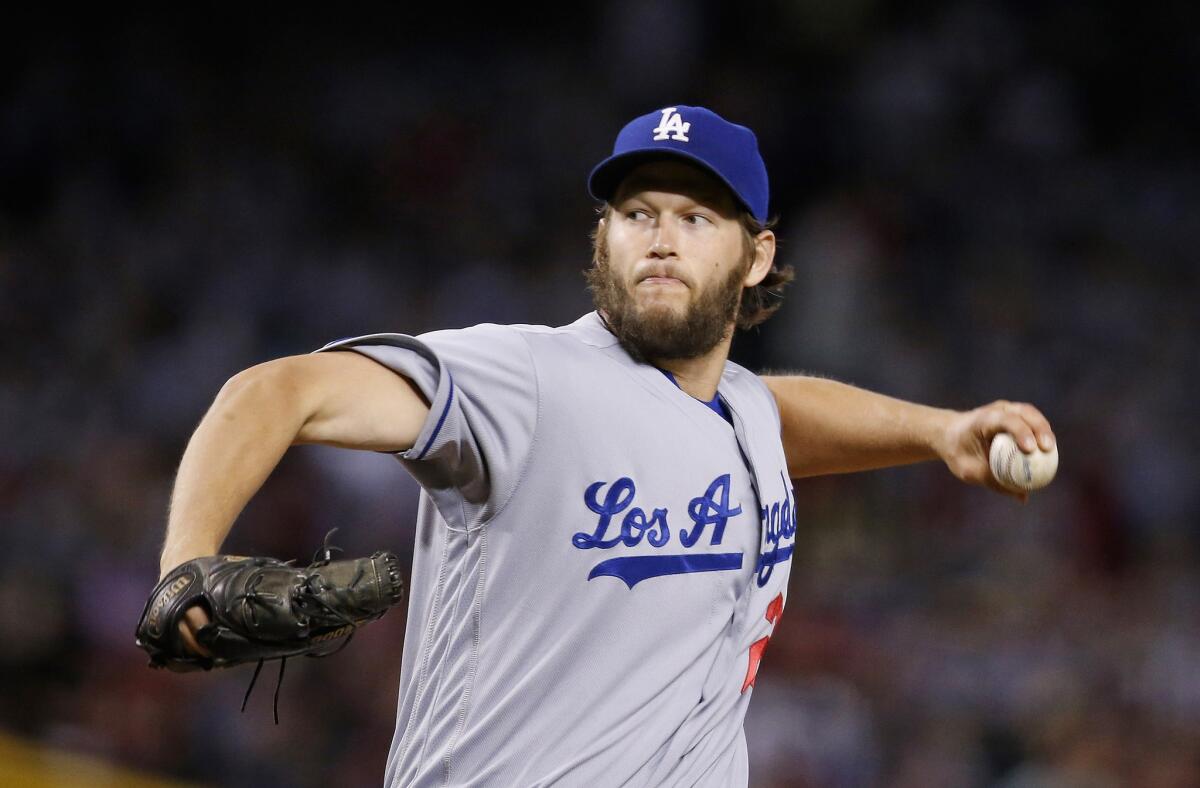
[{"x1": 989, "y1": 432, "x2": 1059, "y2": 492}]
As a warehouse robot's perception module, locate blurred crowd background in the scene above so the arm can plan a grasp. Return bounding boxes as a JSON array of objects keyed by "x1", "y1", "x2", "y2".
[{"x1": 2, "y1": 3, "x2": 1197, "y2": 786}]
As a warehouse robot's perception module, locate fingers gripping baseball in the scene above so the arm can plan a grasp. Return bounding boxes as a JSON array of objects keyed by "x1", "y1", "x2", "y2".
[
  {"x1": 988, "y1": 401, "x2": 1054, "y2": 453},
  {"x1": 941, "y1": 400, "x2": 1057, "y2": 501}
]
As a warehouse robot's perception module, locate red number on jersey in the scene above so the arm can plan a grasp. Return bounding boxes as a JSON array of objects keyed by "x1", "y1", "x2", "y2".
[{"x1": 741, "y1": 593, "x2": 784, "y2": 692}]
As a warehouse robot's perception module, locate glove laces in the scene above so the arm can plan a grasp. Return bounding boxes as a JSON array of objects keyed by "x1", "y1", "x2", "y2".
[
  {"x1": 241, "y1": 656, "x2": 288, "y2": 725},
  {"x1": 238, "y1": 529, "x2": 358, "y2": 725}
]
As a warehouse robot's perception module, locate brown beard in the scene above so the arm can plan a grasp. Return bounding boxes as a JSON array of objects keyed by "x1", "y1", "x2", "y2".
[{"x1": 585, "y1": 237, "x2": 749, "y2": 363}]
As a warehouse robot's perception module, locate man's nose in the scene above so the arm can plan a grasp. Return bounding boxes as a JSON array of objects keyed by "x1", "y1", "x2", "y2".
[{"x1": 648, "y1": 223, "x2": 677, "y2": 258}]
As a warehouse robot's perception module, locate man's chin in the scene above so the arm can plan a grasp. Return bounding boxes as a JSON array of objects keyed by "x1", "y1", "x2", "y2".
[
  {"x1": 632, "y1": 308, "x2": 690, "y2": 336},
  {"x1": 631, "y1": 291, "x2": 689, "y2": 319}
]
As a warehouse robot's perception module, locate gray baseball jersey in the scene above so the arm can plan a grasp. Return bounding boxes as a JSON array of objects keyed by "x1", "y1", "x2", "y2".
[{"x1": 317, "y1": 311, "x2": 797, "y2": 787}]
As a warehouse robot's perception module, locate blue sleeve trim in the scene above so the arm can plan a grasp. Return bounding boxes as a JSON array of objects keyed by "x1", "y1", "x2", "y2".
[{"x1": 414, "y1": 371, "x2": 455, "y2": 461}]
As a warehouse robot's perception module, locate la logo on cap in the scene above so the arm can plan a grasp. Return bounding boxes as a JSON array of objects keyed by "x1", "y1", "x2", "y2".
[{"x1": 652, "y1": 107, "x2": 691, "y2": 142}]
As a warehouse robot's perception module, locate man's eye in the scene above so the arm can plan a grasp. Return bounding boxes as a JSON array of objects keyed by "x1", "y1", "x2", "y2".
[
  {"x1": 684, "y1": 214, "x2": 712, "y2": 226},
  {"x1": 626, "y1": 210, "x2": 649, "y2": 221}
]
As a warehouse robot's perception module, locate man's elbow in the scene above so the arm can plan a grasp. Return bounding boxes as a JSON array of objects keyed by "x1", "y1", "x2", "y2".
[{"x1": 212, "y1": 357, "x2": 312, "y2": 422}]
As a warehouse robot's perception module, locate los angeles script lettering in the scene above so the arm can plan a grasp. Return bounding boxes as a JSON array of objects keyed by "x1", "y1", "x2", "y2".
[
  {"x1": 755, "y1": 473, "x2": 798, "y2": 587},
  {"x1": 572, "y1": 474, "x2": 743, "y2": 550}
]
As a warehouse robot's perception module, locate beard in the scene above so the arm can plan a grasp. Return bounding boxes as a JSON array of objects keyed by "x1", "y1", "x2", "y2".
[{"x1": 585, "y1": 243, "x2": 748, "y2": 363}]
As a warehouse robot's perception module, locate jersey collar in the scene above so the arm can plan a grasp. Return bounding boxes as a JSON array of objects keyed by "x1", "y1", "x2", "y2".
[{"x1": 565, "y1": 311, "x2": 622, "y2": 348}]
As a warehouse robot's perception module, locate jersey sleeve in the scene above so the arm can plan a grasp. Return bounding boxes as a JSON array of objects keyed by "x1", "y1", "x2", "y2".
[{"x1": 314, "y1": 324, "x2": 539, "y2": 530}]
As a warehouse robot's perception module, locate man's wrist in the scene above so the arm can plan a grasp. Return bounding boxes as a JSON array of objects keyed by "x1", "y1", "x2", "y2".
[
  {"x1": 159, "y1": 544, "x2": 218, "y2": 578},
  {"x1": 918, "y1": 405, "x2": 960, "y2": 463}
]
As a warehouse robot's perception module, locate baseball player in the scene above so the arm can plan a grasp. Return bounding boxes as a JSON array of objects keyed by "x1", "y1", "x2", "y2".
[{"x1": 158, "y1": 105, "x2": 1055, "y2": 786}]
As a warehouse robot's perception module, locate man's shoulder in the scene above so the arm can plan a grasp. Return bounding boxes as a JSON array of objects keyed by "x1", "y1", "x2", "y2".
[{"x1": 420, "y1": 313, "x2": 615, "y2": 351}]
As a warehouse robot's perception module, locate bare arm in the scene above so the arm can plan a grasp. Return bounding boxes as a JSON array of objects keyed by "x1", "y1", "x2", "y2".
[
  {"x1": 761, "y1": 375, "x2": 1055, "y2": 499},
  {"x1": 159, "y1": 351, "x2": 429, "y2": 575},
  {"x1": 761, "y1": 375, "x2": 951, "y2": 476}
]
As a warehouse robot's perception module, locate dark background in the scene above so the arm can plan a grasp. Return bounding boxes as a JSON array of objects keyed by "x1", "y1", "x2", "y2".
[{"x1": 2, "y1": 3, "x2": 1197, "y2": 786}]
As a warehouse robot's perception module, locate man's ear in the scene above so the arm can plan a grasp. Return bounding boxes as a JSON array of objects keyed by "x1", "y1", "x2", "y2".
[{"x1": 743, "y1": 230, "x2": 776, "y2": 287}]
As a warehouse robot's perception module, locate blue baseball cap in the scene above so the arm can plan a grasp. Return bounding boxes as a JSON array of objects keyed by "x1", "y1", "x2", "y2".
[{"x1": 587, "y1": 105, "x2": 770, "y2": 223}]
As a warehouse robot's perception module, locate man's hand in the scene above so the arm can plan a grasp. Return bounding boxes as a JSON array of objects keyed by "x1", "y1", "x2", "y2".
[
  {"x1": 934, "y1": 400, "x2": 1056, "y2": 502},
  {"x1": 178, "y1": 605, "x2": 213, "y2": 658}
]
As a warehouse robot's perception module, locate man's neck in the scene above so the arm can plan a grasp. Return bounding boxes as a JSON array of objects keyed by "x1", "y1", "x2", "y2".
[{"x1": 650, "y1": 335, "x2": 733, "y2": 401}]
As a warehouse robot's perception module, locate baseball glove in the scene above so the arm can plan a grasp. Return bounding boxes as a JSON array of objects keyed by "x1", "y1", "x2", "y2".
[{"x1": 135, "y1": 532, "x2": 405, "y2": 719}]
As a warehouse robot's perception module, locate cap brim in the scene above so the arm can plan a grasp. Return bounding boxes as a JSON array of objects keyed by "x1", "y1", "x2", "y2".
[{"x1": 587, "y1": 148, "x2": 754, "y2": 217}]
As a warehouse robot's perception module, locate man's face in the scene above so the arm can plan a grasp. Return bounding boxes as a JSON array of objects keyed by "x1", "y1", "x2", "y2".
[{"x1": 587, "y1": 160, "x2": 755, "y2": 362}]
